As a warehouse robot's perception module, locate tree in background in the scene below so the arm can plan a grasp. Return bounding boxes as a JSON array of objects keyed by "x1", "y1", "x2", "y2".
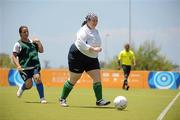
[
  {"x1": 134, "y1": 40, "x2": 173, "y2": 71},
  {"x1": 100, "y1": 57, "x2": 119, "y2": 70},
  {"x1": 103, "y1": 40, "x2": 177, "y2": 71},
  {"x1": 0, "y1": 53, "x2": 14, "y2": 68}
]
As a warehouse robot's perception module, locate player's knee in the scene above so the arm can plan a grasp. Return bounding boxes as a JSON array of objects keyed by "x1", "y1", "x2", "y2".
[
  {"x1": 33, "y1": 74, "x2": 41, "y2": 83},
  {"x1": 26, "y1": 85, "x2": 32, "y2": 89},
  {"x1": 34, "y1": 77, "x2": 42, "y2": 84},
  {"x1": 25, "y1": 82, "x2": 33, "y2": 89},
  {"x1": 33, "y1": 74, "x2": 40, "y2": 79},
  {"x1": 35, "y1": 79, "x2": 42, "y2": 84}
]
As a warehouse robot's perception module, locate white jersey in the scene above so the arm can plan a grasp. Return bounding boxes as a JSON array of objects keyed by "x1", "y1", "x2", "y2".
[{"x1": 75, "y1": 24, "x2": 101, "y2": 58}]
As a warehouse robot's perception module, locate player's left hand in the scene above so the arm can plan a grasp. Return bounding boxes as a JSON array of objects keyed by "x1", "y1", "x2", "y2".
[{"x1": 32, "y1": 37, "x2": 41, "y2": 44}]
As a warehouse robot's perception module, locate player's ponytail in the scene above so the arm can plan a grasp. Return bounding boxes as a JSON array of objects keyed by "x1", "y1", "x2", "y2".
[{"x1": 81, "y1": 21, "x2": 87, "y2": 27}]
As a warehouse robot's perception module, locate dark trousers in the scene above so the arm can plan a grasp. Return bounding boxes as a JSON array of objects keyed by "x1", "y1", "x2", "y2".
[{"x1": 122, "y1": 65, "x2": 131, "y2": 85}]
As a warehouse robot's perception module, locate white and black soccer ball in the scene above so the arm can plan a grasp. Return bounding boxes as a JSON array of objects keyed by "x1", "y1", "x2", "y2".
[{"x1": 113, "y1": 96, "x2": 128, "y2": 110}]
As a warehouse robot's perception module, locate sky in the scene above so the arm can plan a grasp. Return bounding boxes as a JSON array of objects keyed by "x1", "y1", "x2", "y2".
[{"x1": 0, "y1": 0, "x2": 179, "y2": 68}]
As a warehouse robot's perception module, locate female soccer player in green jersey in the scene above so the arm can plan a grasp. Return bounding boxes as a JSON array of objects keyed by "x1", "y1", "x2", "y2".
[{"x1": 12, "y1": 26, "x2": 47, "y2": 104}]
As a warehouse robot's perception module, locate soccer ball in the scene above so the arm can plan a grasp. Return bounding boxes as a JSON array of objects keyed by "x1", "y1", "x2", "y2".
[{"x1": 113, "y1": 96, "x2": 128, "y2": 110}]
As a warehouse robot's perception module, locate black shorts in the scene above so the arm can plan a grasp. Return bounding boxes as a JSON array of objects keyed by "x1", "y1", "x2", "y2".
[
  {"x1": 19, "y1": 67, "x2": 40, "y2": 81},
  {"x1": 68, "y1": 44, "x2": 100, "y2": 73},
  {"x1": 122, "y1": 65, "x2": 131, "y2": 77}
]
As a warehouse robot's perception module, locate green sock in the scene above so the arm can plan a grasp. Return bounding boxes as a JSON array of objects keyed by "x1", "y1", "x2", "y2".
[
  {"x1": 60, "y1": 80, "x2": 74, "y2": 99},
  {"x1": 93, "y1": 82, "x2": 102, "y2": 101}
]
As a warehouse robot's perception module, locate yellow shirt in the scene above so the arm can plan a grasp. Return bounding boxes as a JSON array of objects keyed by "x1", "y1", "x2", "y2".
[{"x1": 118, "y1": 50, "x2": 135, "y2": 66}]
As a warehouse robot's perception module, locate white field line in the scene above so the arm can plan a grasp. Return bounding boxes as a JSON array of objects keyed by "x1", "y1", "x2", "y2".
[{"x1": 157, "y1": 91, "x2": 180, "y2": 120}]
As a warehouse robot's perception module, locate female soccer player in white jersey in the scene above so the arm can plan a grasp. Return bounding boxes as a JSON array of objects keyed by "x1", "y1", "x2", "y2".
[{"x1": 59, "y1": 13, "x2": 110, "y2": 107}]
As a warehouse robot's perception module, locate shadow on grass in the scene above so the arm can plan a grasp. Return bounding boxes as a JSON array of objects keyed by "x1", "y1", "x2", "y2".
[
  {"x1": 70, "y1": 105, "x2": 115, "y2": 109},
  {"x1": 24, "y1": 101, "x2": 55, "y2": 104},
  {"x1": 69, "y1": 105, "x2": 128, "y2": 111}
]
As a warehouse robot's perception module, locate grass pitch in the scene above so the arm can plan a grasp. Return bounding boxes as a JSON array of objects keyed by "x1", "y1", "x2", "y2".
[{"x1": 0, "y1": 87, "x2": 179, "y2": 120}]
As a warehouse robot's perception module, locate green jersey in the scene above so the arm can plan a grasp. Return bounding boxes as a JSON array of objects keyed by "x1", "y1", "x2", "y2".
[{"x1": 13, "y1": 40, "x2": 41, "y2": 69}]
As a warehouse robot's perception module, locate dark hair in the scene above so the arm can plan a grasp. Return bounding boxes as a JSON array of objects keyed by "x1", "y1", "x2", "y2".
[
  {"x1": 81, "y1": 13, "x2": 98, "y2": 27},
  {"x1": 124, "y1": 43, "x2": 130, "y2": 51},
  {"x1": 81, "y1": 21, "x2": 87, "y2": 27},
  {"x1": 19, "y1": 26, "x2": 28, "y2": 34}
]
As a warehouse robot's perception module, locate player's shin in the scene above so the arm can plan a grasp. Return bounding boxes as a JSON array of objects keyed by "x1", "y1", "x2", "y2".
[
  {"x1": 93, "y1": 81, "x2": 102, "y2": 101},
  {"x1": 36, "y1": 82, "x2": 44, "y2": 99},
  {"x1": 60, "y1": 80, "x2": 74, "y2": 99}
]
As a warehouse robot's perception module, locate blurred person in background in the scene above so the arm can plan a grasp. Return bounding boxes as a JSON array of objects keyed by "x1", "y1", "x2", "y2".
[{"x1": 117, "y1": 43, "x2": 136, "y2": 90}]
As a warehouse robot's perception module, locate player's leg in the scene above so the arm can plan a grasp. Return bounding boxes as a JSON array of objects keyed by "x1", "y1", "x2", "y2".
[
  {"x1": 17, "y1": 70, "x2": 33, "y2": 97},
  {"x1": 59, "y1": 43, "x2": 84, "y2": 106},
  {"x1": 33, "y1": 71, "x2": 47, "y2": 104},
  {"x1": 17, "y1": 78, "x2": 33, "y2": 97},
  {"x1": 122, "y1": 65, "x2": 131, "y2": 90},
  {"x1": 86, "y1": 69, "x2": 110, "y2": 106},
  {"x1": 59, "y1": 71, "x2": 82, "y2": 107},
  {"x1": 122, "y1": 65, "x2": 128, "y2": 89},
  {"x1": 125, "y1": 66, "x2": 131, "y2": 90}
]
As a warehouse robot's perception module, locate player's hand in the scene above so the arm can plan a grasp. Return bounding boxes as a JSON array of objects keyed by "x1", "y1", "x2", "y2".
[
  {"x1": 17, "y1": 66, "x2": 23, "y2": 72},
  {"x1": 91, "y1": 47, "x2": 102, "y2": 52},
  {"x1": 32, "y1": 37, "x2": 41, "y2": 44},
  {"x1": 32, "y1": 37, "x2": 44, "y2": 53}
]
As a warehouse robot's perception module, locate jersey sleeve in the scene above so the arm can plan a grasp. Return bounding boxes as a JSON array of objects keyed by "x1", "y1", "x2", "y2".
[
  {"x1": 13, "y1": 42, "x2": 21, "y2": 53},
  {"x1": 76, "y1": 29, "x2": 91, "y2": 51}
]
